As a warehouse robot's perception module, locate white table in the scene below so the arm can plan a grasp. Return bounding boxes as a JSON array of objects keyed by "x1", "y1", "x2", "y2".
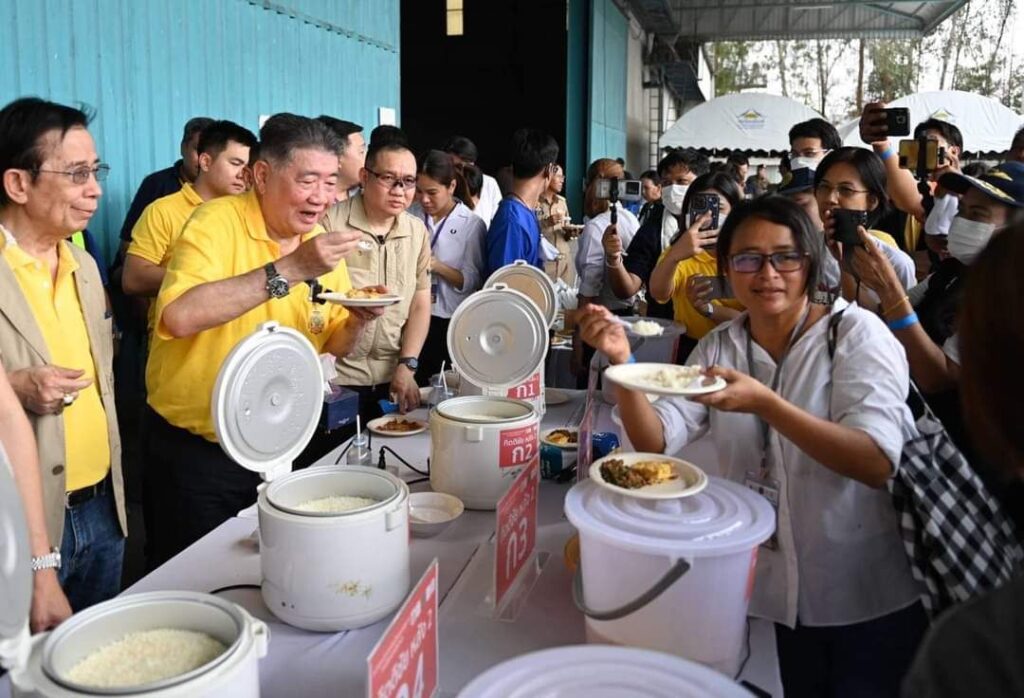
[{"x1": 2, "y1": 392, "x2": 781, "y2": 697}]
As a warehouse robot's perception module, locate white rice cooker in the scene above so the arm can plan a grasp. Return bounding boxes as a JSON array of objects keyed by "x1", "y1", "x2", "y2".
[
  {"x1": 565, "y1": 477, "x2": 775, "y2": 677},
  {"x1": 212, "y1": 322, "x2": 410, "y2": 632},
  {"x1": 429, "y1": 396, "x2": 539, "y2": 510},
  {"x1": 0, "y1": 447, "x2": 268, "y2": 697},
  {"x1": 458, "y1": 645, "x2": 754, "y2": 698}
]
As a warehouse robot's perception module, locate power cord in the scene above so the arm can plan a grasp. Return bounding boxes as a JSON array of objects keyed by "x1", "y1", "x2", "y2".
[{"x1": 377, "y1": 445, "x2": 430, "y2": 477}]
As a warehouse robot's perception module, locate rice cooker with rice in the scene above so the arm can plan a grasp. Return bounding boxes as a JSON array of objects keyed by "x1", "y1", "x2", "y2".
[
  {"x1": 0, "y1": 446, "x2": 268, "y2": 697},
  {"x1": 212, "y1": 322, "x2": 410, "y2": 632}
]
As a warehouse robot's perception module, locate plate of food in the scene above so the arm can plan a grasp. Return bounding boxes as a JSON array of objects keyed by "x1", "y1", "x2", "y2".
[
  {"x1": 589, "y1": 452, "x2": 708, "y2": 500},
  {"x1": 319, "y1": 288, "x2": 403, "y2": 307},
  {"x1": 541, "y1": 428, "x2": 579, "y2": 450},
  {"x1": 545, "y1": 388, "x2": 571, "y2": 406},
  {"x1": 603, "y1": 363, "x2": 726, "y2": 397},
  {"x1": 367, "y1": 416, "x2": 427, "y2": 437},
  {"x1": 622, "y1": 319, "x2": 665, "y2": 337}
]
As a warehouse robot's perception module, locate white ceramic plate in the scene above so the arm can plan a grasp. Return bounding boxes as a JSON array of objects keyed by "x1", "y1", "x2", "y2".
[
  {"x1": 589, "y1": 452, "x2": 708, "y2": 500},
  {"x1": 409, "y1": 492, "x2": 464, "y2": 537},
  {"x1": 545, "y1": 388, "x2": 571, "y2": 406},
  {"x1": 318, "y1": 291, "x2": 403, "y2": 307},
  {"x1": 366, "y1": 416, "x2": 427, "y2": 437},
  {"x1": 541, "y1": 428, "x2": 579, "y2": 450},
  {"x1": 603, "y1": 362, "x2": 726, "y2": 397}
]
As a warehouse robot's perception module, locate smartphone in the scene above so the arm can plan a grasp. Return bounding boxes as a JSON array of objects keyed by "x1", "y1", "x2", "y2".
[
  {"x1": 898, "y1": 138, "x2": 946, "y2": 173},
  {"x1": 689, "y1": 193, "x2": 721, "y2": 231},
  {"x1": 831, "y1": 208, "x2": 868, "y2": 246},
  {"x1": 883, "y1": 107, "x2": 911, "y2": 137},
  {"x1": 691, "y1": 274, "x2": 733, "y2": 300}
]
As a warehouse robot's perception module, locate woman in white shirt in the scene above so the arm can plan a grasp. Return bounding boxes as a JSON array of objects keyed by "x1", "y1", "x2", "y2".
[
  {"x1": 579, "y1": 196, "x2": 925, "y2": 697},
  {"x1": 409, "y1": 150, "x2": 486, "y2": 383}
]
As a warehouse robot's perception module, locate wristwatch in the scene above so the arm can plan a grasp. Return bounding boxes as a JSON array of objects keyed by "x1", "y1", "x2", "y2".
[
  {"x1": 264, "y1": 263, "x2": 290, "y2": 299},
  {"x1": 397, "y1": 357, "x2": 419, "y2": 371},
  {"x1": 31, "y1": 547, "x2": 61, "y2": 572}
]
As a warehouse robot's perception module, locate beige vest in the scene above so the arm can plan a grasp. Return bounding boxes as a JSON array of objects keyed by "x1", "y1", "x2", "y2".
[{"x1": 0, "y1": 244, "x2": 127, "y2": 546}]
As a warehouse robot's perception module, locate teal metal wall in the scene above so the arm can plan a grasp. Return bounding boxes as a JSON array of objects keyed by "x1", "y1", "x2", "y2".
[
  {"x1": 0, "y1": 0, "x2": 400, "y2": 264},
  {"x1": 586, "y1": 0, "x2": 627, "y2": 165}
]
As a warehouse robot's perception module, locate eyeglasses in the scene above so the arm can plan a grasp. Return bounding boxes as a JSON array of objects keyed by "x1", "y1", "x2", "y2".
[
  {"x1": 789, "y1": 148, "x2": 830, "y2": 160},
  {"x1": 33, "y1": 164, "x2": 110, "y2": 185},
  {"x1": 814, "y1": 181, "x2": 869, "y2": 199},
  {"x1": 366, "y1": 168, "x2": 417, "y2": 192},
  {"x1": 729, "y1": 251, "x2": 809, "y2": 273}
]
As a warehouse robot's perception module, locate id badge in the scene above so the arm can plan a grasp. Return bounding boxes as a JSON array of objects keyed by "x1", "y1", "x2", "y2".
[{"x1": 744, "y1": 471, "x2": 780, "y2": 550}]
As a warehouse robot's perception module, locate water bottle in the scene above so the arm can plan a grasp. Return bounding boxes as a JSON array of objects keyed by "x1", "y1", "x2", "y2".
[{"x1": 346, "y1": 416, "x2": 372, "y2": 466}]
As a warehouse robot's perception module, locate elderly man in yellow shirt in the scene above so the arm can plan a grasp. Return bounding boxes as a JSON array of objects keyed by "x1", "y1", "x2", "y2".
[
  {"x1": 123, "y1": 119, "x2": 257, "y2": 304},
  {"x1": 143, "y1": 113, "x2": 383, "y2": 567},
  {"x1": 0, "y1": 97, "x2": 126, "y2": 612}
]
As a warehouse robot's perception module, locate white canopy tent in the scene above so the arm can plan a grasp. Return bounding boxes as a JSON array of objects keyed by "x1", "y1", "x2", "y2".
[
  {"x1": 837, "y1": 90, "x2": 1024, "y2": 156},
  {"x1": 659, "y1": 93, "x2": 823, "y2": 155}
]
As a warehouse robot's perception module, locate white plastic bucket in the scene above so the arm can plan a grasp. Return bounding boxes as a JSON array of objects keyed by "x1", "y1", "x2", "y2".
[{"x1": 564, "y1": 478, "x2": 775, "y2": 676}]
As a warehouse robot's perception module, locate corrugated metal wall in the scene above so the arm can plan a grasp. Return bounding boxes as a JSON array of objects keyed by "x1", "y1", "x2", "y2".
[
  {"x1": 587, "y1": 0, "x2": 627, "y2": 164},
  {"x1": 0, "y1": 0, "x2": 400, "y2": 264}
]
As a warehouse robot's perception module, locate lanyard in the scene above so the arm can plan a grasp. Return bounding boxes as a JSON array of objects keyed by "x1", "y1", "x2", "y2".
[
  {"x1": 745, "y1": 303, "x2": 811, "y2": 478},
  {"x1": 425, "y1": 204, "x2": 456, "y2": 250}
]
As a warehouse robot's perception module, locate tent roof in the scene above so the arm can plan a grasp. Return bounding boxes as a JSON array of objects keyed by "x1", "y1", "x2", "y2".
[
  {"x1": 837, "y1": 90, "x2": 1024, "y2": 156},
  {"x1": 659, "y1": 92, "x2": 822, "y2": 155}
]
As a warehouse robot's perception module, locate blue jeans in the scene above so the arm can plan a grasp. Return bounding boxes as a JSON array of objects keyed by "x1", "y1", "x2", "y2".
[{"x1": 58, "y1": 484, "x2": 125, "y2": 612}]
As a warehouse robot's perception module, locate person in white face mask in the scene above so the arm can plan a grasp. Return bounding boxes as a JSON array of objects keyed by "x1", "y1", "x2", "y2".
[{"x1": 604, "y1": 148, "x2": 708, "y2": 321}]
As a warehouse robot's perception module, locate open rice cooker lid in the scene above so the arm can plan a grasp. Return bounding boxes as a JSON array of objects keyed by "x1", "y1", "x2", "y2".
[
  {"x1": 447, "y1": 286, "x2": 549, "y2": 390},
  {"x1": 458, "y1": 645, "x2": 753, "y2": 698},
  {"x1": 0, "y1": 443, "x2": 32, "y2": 652},
  {"x1": 565, "y1": 477, "x2": 776, "y2": 558},
  {"x1": 484, "y1": 261, "x2": 559, "y2": 329},
  {"x1": 212, "y1": 322, "x2": 324, "y2": 477}
]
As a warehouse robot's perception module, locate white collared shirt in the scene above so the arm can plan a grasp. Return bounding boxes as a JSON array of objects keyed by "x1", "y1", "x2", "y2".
[
  {"x1": 820, "y1": 236, "x2": 917, "y2": 302},
  {"x1": 408, "y1": 201, "x2": 486, "y2": 318},
  {"x1": 653, "y1": 300, "x2": 921, "y2": 628},
  {"x1": 474, "y1": 175, "x2": 503, "y2": 227},
  {"x1": 575, "y1": 203, "x2": 640, "y2": 311}
]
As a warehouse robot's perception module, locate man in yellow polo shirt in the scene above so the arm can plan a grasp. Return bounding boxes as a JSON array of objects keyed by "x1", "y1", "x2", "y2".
[
  {"x1": 123, "y1": 119, "x2": 257, "y2": 308},
  {"x1": 0, "y1": 97, "x2": 127, "y2": 612},
  {"x1": 143, "y1": 113, "x2": 383, "y2": 566}
]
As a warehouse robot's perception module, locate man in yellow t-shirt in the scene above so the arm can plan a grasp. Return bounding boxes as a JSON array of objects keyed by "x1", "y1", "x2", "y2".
[
  {"x1": 123, "y1": 120, "x2": 257, "y2": 308},
  {"x1": 0, "y1": 97, "x2": 126, "y2": 614},
  {"x1": 143, "y1": 114, "x2": 384, "y2": 566}
]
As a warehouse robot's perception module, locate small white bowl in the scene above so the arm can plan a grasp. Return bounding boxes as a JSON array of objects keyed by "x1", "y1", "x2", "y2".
[{"x1": 409, "y1": 492, "x2": 464, "y2": 537}]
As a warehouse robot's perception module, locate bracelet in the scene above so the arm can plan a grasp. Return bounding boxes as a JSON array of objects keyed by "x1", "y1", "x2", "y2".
[
  {"x1": 604, "y1": 255, "x2": 622, "y2": 268},
  {"x1": 878, "y1": 147, "x2": 895, "y2": 162},
  {"x1": 887, "y1": 312, "x2": 919, "y2": 331},
  {"x1": 880, "y1": 294, "x2": 910, "y2": 318}
]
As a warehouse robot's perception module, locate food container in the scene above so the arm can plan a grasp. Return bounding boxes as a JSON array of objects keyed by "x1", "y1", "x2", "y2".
[
  {"x1": 457, "y1": 645, "x2": 753, "y2": 698},
  {"x1": 0, "y1": 448, "x2": 268, "y2": 697},
  {"x1": 564, "y1": 477, "x2": 775, "y2": 676},
  {"x1": 212, "y1": 322, "x2": 410, "y2": 632},
  {"x1": 448, "y1": 282, "x2": 550, "y2": 416},
  {"x1": 429, "y1": 396, "x2": 539, "y2": 510}
]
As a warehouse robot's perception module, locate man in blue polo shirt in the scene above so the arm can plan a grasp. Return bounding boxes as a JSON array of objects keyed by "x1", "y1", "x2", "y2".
[{"x1": 483, "y1": 128, "x2": 559, "y2": 278}]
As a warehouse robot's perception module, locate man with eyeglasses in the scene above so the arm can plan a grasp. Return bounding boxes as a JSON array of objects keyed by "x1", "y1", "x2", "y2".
[
  {"x1": 0, "y1": 97, "x2": 127, "y2": 614},
  {"x1": 322, "y1": 133, "x2": 431, "y2": 420}
]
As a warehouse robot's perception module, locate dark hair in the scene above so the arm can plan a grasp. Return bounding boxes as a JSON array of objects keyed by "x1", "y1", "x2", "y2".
[
  {"x1": 444, "y1": 136, "x2": 479, "y2": 164},
  {"x1": 681, "y1": 171, "x2": 744, "y2": 223},
  {"x1": 640, "y1": 169, "x2": 658, "y2": 182},
  {"x1": 258, "y1": 113, "x2": 342, "y2": 166},
  {"x1": 1013, "y1": 125, "x2": 1024, "y2": 151},
  {"x1": 182, "y1": 117, "x2": 215, "y2": 146},
  {"x1": 657, "y1": 147, "x2": 710, "y2": 179},
  {"x1": 315, "y1": 116, "x2": 363, "y2": 153},
  {"x1": 715, "y1": 196, "x2": 823, "y2": 299},
  {"x1": 419, "y1": 149, "x2": 472, "y2": 204},
  {"x1": 727, "y1": 153, "x2": 749, "y2": 167},
  {"x1": 0, "y1": 97, "x2": 93, "y2": 207},
  {"x1": 623, "y1": 169, "x2": 634, "y2": 180},
  {"x1": 813, "y1": 146, "x2": 891, "y2": 227},
  {"x1": 779, "y1": 152, "x2": 792, "y2": 175},
  {"x1": 961, "y1": 162, "x2": 991, "y2": 178},
  {"x1": 461, "y1": 163, "x2": 484, "y2": 202},
  {"x1": 197, "y1": 120, "x2": 257, "y2": 159},
  {"x1": 510, "y1": 128, "x2": 559, "y2": 179},
  {"x1": 914, "y1": 118, "x2": 964, "y2": 151},
  {"x1": 960, "y1": 220, "x2": 1024, "y2": 475},
  {"x1": 788, "y1": 118, "x2": 842, "y2": 151},
  {"x1": 369, "y1": 125, "x2": 408, "y2": 150}
]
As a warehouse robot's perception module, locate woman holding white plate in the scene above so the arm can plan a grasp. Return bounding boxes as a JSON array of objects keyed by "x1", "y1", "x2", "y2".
[{"x1": 579, "y1": 196, "x2": 925, "y2": 698}]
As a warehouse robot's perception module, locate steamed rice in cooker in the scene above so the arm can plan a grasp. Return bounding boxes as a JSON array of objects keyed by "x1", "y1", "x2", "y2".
[
  {"x1": 294, "y1": 495, "x2": 379, "y2": 513},
  {"x1": 65, "y1": 628, "x2": 227, "y2": 688}
]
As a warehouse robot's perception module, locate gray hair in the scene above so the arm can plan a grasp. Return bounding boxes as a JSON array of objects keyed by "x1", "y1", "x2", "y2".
[{"x1": 258, "y1": 113, "x2": 342, "y2": 166}]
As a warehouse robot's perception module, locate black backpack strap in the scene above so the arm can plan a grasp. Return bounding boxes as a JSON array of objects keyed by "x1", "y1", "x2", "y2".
[{"x1": 826, "y1": 307, "x2": 847, "y2": 361}]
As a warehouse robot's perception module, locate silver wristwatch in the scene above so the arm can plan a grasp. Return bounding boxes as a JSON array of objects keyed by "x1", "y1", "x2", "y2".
[
  {"x1": 264, "y1": 263, "x2": 290, "y2": 299},
  {"x1": 31, "y1": 547, "x2": 61, "y2": 572}
]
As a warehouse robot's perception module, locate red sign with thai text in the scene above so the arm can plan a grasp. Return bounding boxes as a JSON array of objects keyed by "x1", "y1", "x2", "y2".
[
  {"x1": 505, "y1": 371, "x2": 541, "y2": 400},
  {"x1": 367, "y1": 560, "x2": 439, "y2": 698},
  {"x1": 495, "y1": 460, "x2": 540, "y2": 607},
  {"x1": 498, "y1": 423, "x2": 538, "y2": 469}
]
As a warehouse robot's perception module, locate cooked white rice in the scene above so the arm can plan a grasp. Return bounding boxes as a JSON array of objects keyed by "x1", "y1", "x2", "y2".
[
  {"x1": 294, "y1": 495, "x2": 379, "y2": 513},
  {"x1": 642, "y1": 365, "x2": 704, "y2": 390},
  {"x1": 65, "y1": 628, "x2": 227, "y2": 688},
  {"x1": 630, "y1": 320, "x2": 664, "y2": 337}
]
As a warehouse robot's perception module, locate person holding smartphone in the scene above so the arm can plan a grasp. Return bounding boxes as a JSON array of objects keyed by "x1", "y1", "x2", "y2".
[{"x1": 648, "y1": 171, "x2": 745, "y2": 357}]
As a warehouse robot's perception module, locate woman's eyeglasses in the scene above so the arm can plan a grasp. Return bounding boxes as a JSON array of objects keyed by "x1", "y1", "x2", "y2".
[
  {"x1": 814, "y1": 181, "x2": 869, "y2": 199},
  {"x1": 729, "y1": 251, "x2": 809, "y2": 273}
]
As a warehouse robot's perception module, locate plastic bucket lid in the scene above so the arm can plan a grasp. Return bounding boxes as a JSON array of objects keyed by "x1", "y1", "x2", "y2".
[
  {"x1": 0, "y1": 445, "x2": 31, "y2": 651},
  {"x1": 565, "y1": 477, "x2": 775, "y2": 558},
  {"x1": 458, "y1": 645, "x2": 753, "y2": 697}
]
